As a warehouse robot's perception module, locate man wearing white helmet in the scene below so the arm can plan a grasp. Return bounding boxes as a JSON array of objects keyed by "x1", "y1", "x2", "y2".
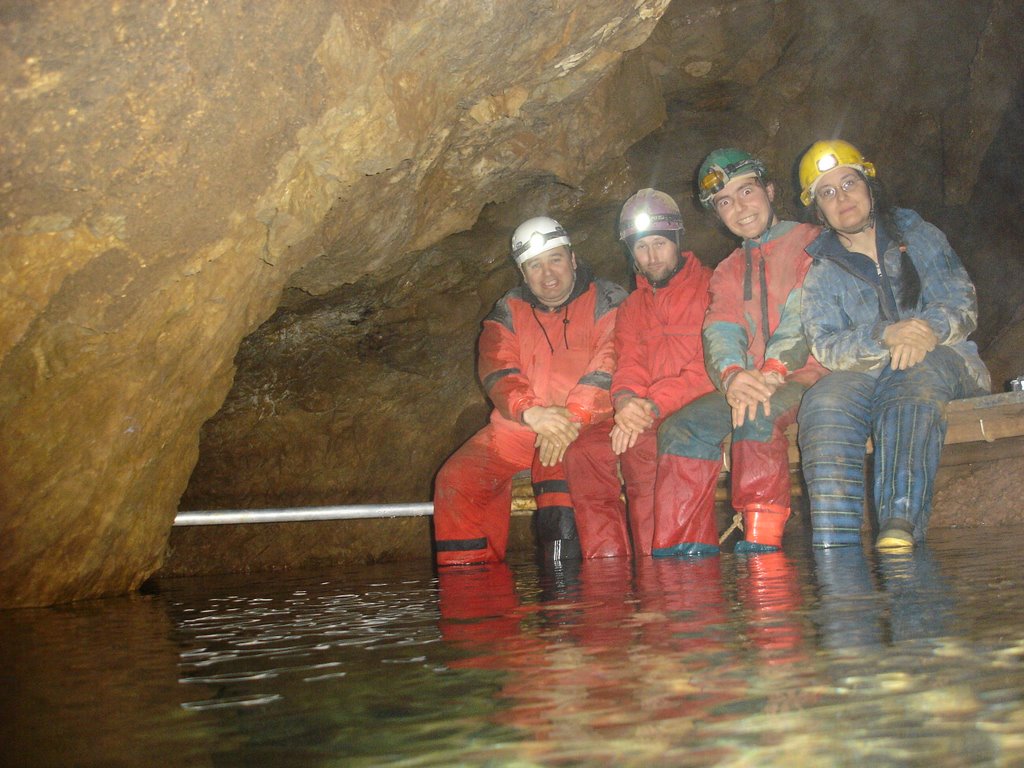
[
  {"x1": 563, "y1": 189, "x2": 715, "y2": 557},
  {"x1": 433, "y1": 216, "x2": 627, "y2": 565}
]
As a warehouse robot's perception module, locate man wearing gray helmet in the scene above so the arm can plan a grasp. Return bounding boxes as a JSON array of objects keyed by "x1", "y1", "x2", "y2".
[{"x1": 564, "y1": 190, "x2": 714, "y2": 557}]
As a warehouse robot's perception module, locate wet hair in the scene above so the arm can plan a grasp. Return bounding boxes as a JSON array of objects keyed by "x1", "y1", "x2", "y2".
[{"x1": 865, "y1": 176, "x2": 922, "y2": 311}]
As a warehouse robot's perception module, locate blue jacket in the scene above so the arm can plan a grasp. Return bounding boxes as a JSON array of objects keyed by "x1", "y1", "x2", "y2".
[{"x1": 801, "y1": 208, "x2": 989, "y2": 391}]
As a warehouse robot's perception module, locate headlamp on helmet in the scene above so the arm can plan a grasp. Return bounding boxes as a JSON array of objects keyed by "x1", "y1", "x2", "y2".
[
  {"x1": 618, "y1": 189, "x2": 684, "y2": 242},
  {"x1": 697, "y1": 149, "x2": 767, "y2": 209},
  {"x1": 510, "y1": 216, "x2": 572, "y2": 266},
  {"x1": 799, "y1": 139, "x2": 876, "y2": 206}
]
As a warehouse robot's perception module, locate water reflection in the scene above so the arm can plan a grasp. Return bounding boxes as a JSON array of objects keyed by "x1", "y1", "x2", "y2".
[
  {"x1": 814, "y1": 545, "x2": 954, "y2": 650},
  {"x1": 3, "y1": 528, "x2": 1024, "y2": 766}
]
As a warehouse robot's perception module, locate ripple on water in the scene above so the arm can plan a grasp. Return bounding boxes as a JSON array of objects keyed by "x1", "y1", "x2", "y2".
[{"x1": 4, "y1": 526, "x2": 1024, "y2": 766}]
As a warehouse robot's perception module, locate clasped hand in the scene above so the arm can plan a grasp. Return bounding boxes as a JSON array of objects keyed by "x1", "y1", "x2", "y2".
[
  {"x1": 725, "y1": 369, "x2": 783, "y2": 428},
  {"x1": 523, "y1": 405, "x2": 580, "y2": 466},
  {"x1": 882, "y1": 318, "x2": 937, "y2": 371},
  {"x1": 610, "y1": 397, "x2": 655, "y2": 455}
]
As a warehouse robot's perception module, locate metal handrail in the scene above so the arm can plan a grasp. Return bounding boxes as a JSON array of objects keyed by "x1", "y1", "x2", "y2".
[{"x1": 173, "y1": 502, "x2": 434, "y2": 526}]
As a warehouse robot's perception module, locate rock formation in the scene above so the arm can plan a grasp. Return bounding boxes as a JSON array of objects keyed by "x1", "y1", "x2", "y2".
[{"x1": 2, "y1": 0, "x2": 1023, "y2": 606}]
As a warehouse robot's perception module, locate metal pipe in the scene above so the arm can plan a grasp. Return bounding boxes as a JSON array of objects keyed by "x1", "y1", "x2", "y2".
[{"x1": 173, "y1": 502, "x2": 434, "y2": 526}]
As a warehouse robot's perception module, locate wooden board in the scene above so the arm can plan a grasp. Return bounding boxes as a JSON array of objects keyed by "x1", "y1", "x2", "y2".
[{"x1": 511, "y1": 392, "x2": 1024, "y2": 513}]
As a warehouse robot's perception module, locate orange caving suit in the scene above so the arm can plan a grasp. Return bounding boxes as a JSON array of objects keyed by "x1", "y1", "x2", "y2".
[{"x1": 433, "y1": 262, "x2": 627, "y2": 565}]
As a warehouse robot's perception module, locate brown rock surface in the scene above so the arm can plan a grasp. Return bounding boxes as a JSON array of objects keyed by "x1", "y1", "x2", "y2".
[{"x1": 3, "y1": 1, "x2": 1024, "y2": 605}]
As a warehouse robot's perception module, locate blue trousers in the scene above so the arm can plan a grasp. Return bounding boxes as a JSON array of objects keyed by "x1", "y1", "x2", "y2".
[{"x1": 798, "y1": 346, "x2": 985, "y2": 547}]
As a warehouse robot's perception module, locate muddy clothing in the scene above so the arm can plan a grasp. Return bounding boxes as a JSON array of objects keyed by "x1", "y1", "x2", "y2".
[
  {"x1": 434, "y1": 262, "x2": 627, "y2": 565},
  {"x1": 800, "y1": 209, "x2": 987, "y2": 390},
  {"x1": 798, "y1": 209, "x2": 990, "y2": 547},
  {"x1": 655, "y1": 221, "x2": 824, "y2": 555},
  {"x1": 564, "y1": 252, "x2": 714, "y2": 556},
  {"x1": 702, "y1": 221, "x2": 827, "y2": 389}
]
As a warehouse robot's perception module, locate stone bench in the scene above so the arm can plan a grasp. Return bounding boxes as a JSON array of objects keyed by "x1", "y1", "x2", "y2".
[{"x1": 511, "y1": 391, "x2": 1024, "y2": 514}]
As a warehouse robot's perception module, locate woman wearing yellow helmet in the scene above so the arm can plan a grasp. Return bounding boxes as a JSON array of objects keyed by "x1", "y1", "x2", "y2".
[{"x1": 796, "y1": 140, "x2": 990, "y2": 549}]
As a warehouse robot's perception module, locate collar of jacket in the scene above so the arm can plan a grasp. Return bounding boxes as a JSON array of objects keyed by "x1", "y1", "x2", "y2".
[
  {"x1": 523, "y1": 259, "x2": 595, "y2": 312},
  {"x1": 807, "y1": 225, "x2": 902, "y2": 321},
  {"x1": 743, "y1": 219, "x2": 798, "y2": 249},
  {"x1": 807, "y1": 225, "x2": 895, "y2": 272}
]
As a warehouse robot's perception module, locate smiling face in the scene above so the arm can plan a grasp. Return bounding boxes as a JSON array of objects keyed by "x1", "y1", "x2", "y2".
[
  {"x1": 711, "y1": 174, "x2": 776, "y2": 240},
  {"x1": 631, "y1": 234, "x2": 680, "y2": 283},
  {"x1": 813, "y1": 166, "x2": 873, "y2": 233},
  {"x1": 520, "y1": 245, "x2": 577, "y2": 308}
]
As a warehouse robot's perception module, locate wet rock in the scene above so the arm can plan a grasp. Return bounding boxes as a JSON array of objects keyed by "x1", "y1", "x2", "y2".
[{"x1": 3, "y1": 1, "x2": 1024, "y2": 605}]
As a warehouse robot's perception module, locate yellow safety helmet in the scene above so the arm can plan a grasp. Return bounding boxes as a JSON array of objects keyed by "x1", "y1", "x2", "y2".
[{"x1": 798, "y1": 139, "x2": 876, "y2": 206}]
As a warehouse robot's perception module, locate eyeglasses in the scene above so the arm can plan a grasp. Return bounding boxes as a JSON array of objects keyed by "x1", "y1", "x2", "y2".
[{"x1": 814, "y1": 175, "x2": 862, "y2": 202}]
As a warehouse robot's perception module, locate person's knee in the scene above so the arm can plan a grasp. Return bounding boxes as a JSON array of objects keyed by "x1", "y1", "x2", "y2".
[
  {"x1": 800, "y1": 383, "x2": 843, "y2": 417},
  {"x1": 874, "y1": 376, "x2": 947, "y2": 412},
  {"x1": 658, "y1": 411, "x2": 712, "y2": 454},
  {"x1": 732, "y1": 413, "x2": 779, "y2": 443}
]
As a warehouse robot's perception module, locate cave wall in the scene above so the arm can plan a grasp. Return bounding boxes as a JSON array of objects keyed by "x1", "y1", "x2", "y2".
[
  {"x1": 3, "y1": 1, "x2": 1023, "y2": 606},
  {"x1": 0, "y1": 0, "x2": 673, "y2": 607},
  {"x1": 184, "y1": 0, "x2": 1024, "y2": 512}
]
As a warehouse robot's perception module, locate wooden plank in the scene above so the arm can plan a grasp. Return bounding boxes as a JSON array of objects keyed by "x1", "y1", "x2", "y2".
[
  {"x1": 935, "y1": 435, "x2": 1024, "y2": 467},
  {"x1": 510, "y1": 393, "x2": 1024, "y2": 513},
  {"x1": 944, "y1": 391, "x2": 1024, "y2": 444}
]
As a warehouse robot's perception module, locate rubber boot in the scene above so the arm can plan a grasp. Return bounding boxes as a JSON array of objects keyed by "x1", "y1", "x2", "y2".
[
  {"x1": 532, "y1": 458, "x2": 582, "y2": 562},
  {"x1": 734, "y1": 503, "x2": 789, "y2": 554},
  {"x1": 876, "y1": 517, "x2": 914, "y2": 551},
  {"x1": 651, "y1": 453, "x2": 722, "y2": 557}
]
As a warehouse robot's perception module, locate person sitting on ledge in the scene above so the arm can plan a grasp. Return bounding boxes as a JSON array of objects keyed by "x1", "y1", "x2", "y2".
[
  {"x1": 655, "y1": 148, "x2": 826, "y2": 557},
  {"x1": 563, "y1": 189, "x2": 714, "y2": 558},
  {"x1": 432, "y1": 216, "x2": 627, "y2": 565},
  {"x1": 796, "y1": 139, "x2": 990, "y2": 550}
]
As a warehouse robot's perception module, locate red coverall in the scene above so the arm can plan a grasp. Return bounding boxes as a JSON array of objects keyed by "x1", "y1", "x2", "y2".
[
  {"x1": 433, "y1": 267, "x2": 626, "y2": 565},
  {"x1": 563, "y1": 253, "x2": 714, "y2": 556}
]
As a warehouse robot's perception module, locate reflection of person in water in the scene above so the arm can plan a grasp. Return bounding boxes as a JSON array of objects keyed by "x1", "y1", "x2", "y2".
[
  {"x1": 735, "y1": 551, "x2": 805, "y2": 664},
  {"x1": 436, "y1": 559, "x2": 644, "y2": 754},
  {"x1": 812, "y1": 546, "x2": 953, "y2": 651}
]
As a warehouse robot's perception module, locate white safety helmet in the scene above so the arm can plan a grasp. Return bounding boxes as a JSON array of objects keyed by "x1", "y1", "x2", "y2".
[{"x1": 510, "y1": 216, "x2": 572, "y2": 266}]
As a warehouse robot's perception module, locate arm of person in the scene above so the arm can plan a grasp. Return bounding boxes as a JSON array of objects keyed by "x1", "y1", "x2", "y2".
[
  {"x1": 763, "y1": 285, "x2": 812, "y2": 377},
  {"x1": 801, "y1": 261, "x2": 890, "y2": 372},
  {"x1": 609, "y1": 297, "x2": 652, "y2": 412},
  {"x1": 564, "y1": 292, "x2": 622, "y2": 425},
  {"x1": 703, "y1": 263, "x2": 754, "y2": 392},
  {"x1": 478, "y1": 308, "x2": 542, "y2": 422},
  {"x1": 908, "y1": 220, "x2": 979, "y2": 346}
]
